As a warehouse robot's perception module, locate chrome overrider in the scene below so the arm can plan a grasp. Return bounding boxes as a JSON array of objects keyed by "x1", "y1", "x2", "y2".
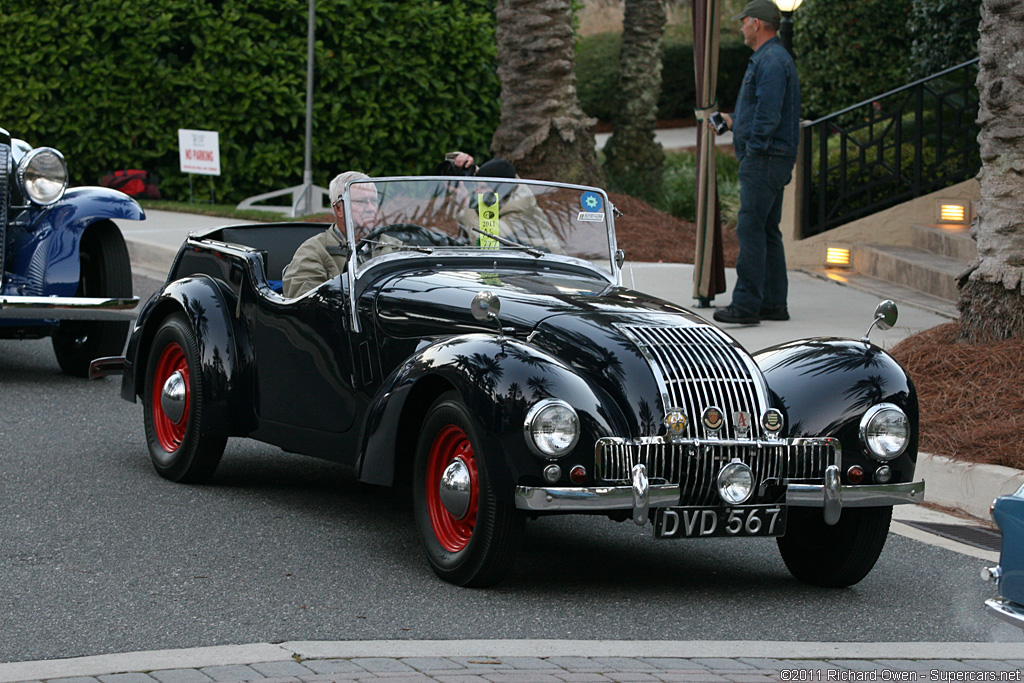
[{"x1": 982, "y1": 566, "x2": 1024, "y2": 629}]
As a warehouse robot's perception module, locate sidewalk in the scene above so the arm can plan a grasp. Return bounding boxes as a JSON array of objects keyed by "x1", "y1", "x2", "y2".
[{"x1": 2, "y1": 640, "x2": 1022, "y2": 683}]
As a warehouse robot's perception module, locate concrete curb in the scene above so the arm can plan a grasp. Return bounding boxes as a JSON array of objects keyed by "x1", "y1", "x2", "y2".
[
  {"x1": 918, "y1": 453, "x2": 1024, "y2": 520},
  {"x1": 2, "y1": 640, "x2": 1022, "y2": 682}
]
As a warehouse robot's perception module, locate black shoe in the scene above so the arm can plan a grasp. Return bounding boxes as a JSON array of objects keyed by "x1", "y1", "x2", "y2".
[
  {"x1": 713, "y1": 306, "x2": 760, "y2": 325},
  {"x1": 759, "y1": 306, "x2": 790, "y2": 321}
]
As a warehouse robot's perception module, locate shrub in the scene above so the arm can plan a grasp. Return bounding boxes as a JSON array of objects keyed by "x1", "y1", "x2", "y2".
[
  {"x1": 794, "y1": 0, "x2": 914, "y2": 120},
  {"x1": 0, "y1": 0, "x2": 499, "y2": 202},
  {"x1": 576, "y1": 32, "x2": 750, "y2": 122},
  {"x1": 907, "y1": 0, "x2": 980, "y2": 79}
]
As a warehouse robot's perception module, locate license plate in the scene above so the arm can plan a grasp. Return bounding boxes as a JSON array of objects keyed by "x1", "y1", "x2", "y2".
[{"x1": 653, "y1": 505, "x2": 787, "y2": 539}]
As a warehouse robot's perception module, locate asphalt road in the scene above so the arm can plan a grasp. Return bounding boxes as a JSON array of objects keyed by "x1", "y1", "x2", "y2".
[{"x1": 0, "y1": 274, "x2": 1019, "y2": 664}]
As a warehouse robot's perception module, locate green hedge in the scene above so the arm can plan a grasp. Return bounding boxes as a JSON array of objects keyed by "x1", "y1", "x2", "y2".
[
  {"x1": 577, "y1": 32, "x2": 750, "y2": 122},
  {"x1": 0, "y1": 0, "x2": 499, "y2": 202},
  {"x1": 908, "y1": 0, "x2": 980, "y2": 79},
  {"x1": 794, "y1": 0, "x2": 915, "y2": 120}
]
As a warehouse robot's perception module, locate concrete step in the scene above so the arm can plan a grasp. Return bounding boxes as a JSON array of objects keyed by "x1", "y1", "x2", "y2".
[
  {"x1": 808, "y1": 269, "x2": 959, "y2": 320},
  {"x1": 852, "y1": 243, "x2": 969, "y2": 302},
  {"x1": 911, "y1": 223, "x2": 976, "y2": 262}
]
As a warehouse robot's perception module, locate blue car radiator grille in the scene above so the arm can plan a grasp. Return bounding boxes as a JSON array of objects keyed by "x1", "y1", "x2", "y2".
[{"x1": 595, "y1": 436, "x2": 838, "y2": 506}]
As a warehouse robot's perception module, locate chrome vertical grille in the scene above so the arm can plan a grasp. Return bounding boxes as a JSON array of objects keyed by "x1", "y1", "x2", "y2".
[
  {"x1": 616, "y1": 324, "x2": 769, "y2": 440},
  {"x1": 596, "y1": 436, "x2": 838, "y2": 505}
]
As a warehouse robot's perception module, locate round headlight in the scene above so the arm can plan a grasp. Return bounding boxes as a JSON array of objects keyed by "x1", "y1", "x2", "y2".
[
  {"x1": 524, "y1": 399, "x2": 579, "y2": 459},
  {"x1": 859, "y1": 403, "x2": 909, "y2": 461},
  {"x1": 17, "y1": 147, "x2": 68, "y2": 205},
  {"x1": 717, "y1": 460, "x2": 754, "y2": 505}
]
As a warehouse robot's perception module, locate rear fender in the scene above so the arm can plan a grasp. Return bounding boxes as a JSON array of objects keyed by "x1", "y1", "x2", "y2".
[
  {"x1": 122, "y1": 275, "x2": 256, "y2": 436},
  {"x1": 358, "y1": 334, "x2": 622, "y2": 502},
  {"x1": 7, "y1": 187, "x2": 144, "y2": 296}
]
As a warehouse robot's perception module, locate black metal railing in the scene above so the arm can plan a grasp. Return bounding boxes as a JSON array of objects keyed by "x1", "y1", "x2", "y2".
[{"x1": 799, "y1": 59, "x2": 980, "y2": 237}]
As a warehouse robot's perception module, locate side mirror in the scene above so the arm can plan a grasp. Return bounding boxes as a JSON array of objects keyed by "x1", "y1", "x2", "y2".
[
  {"x1": 471, "y1": 290, "x2": 505, "y2": 342},
  {"x1": 861, "y1": 300, "x2": 899, "y2": 344},
  {"x1": 614, "y1": 249, "x2": 626, "y2": 270}
]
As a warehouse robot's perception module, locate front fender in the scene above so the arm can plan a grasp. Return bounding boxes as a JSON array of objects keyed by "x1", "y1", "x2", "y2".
[
  {"x1": 122, "y1": 274, "x2": 256, "y2": 436},
  {"x1": 8, "y1": 187, "x2": 144, "y2": 296},
  {"x1": 358, "y1": 334, "x2": 624, "y2": 502},
  {"x1": 754, "y1": 338, "x2": 919, "y2": 484}
]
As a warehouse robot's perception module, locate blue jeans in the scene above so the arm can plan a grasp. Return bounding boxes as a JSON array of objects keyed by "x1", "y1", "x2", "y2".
[{"x1": 731, "y1": 153, "x2": 795, "y2": 315}]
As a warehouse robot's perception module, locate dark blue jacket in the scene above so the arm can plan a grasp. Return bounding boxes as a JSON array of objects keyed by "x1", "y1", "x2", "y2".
[{"x1": 732, "y1": 36, "x2": 801, "y2": 161}]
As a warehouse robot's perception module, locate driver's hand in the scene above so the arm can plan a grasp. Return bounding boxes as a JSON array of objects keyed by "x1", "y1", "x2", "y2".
[{"x1": 451, "y1": 152, "x2": 476, "y2": 173}]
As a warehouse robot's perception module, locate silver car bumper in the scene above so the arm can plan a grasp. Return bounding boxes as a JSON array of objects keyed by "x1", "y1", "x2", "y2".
[
  {"x1": 0, "y1": 295, "x2": 140, "y2": 320},
  {"x1": 515, "y1": 464, "x2": 925, "y2": 527},
  {"x1": 985, "y1": 598, "x2": 1024, "y2": 630}
]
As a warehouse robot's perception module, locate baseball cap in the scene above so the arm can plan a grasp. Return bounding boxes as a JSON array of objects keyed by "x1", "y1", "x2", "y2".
[{"x1": 731, "y1": 0, "x2": 781, "y2": 22}]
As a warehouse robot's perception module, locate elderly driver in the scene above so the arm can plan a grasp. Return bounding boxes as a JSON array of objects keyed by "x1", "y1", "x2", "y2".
[{"x1": 282, "y1": 171, "x2": 378, "y2": 298}]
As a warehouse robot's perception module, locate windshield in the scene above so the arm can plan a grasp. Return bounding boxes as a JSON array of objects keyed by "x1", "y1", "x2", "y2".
[{"x1": 344, "y1": 177, "x2": 617, "y2": 276}]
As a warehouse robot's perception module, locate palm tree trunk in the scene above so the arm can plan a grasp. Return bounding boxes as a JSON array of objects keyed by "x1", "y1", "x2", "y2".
[
  {"x1": 603, "y1": 0, "x2": 667, "y2": 199},
  {"x1": 491, "y1": 0, "x2": 605, "y2": 186},
  {"x1": 957, "y1": 0, "x2": 1024, "y2": 342}
]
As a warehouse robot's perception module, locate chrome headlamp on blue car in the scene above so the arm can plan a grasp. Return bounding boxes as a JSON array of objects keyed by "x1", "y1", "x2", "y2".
[{"x1": 1, "y1": 126, "x2": 144, "y2": 376}]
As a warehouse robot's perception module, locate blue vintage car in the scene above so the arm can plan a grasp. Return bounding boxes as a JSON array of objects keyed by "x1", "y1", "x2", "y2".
[
  {"x1": 94, "y1": 176, "x2": 926, "y2": 587},
  {"x1": 984, "y1": 483, "x2": 1024, "y2": 630},
  {"x1": 1, "y1": 127, "x2": 143, "y2": 375}
]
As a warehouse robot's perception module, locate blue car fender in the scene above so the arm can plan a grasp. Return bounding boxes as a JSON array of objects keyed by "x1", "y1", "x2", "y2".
[
  {"x1": 123, "y1": 274, "x2": 257, "y2": 436},
  {"x1": 9, "y1": 187, "x2": 144, "y2": 296},
  {"x1": 358, "y1": 333, "x2": 622, "y2": 499}
]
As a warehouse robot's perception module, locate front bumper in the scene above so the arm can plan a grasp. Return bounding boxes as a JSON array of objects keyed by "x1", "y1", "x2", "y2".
[
  {"x1": 514, "y1": 464, "x2": 925, "y2": 527},
  {"x1": 0, "y1": 295, "x2": 140, "y2": 320},
  {"x1": 985, "y1": 598, "x2": 1024, "y2": 631}
]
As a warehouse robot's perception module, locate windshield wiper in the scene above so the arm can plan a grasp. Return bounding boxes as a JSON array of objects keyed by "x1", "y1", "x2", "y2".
[{"x1": 470, "y1": 227, "x2": 544, "y2": 258}]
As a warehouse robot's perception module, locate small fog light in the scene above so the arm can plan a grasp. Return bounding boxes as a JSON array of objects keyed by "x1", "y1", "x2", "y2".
[
  {"x1": 847, "y1": 465, "x2": 864, "y2": 484},
  {"x1": 874, "y1": 465, "x2": 892, "y2": 483},
  {"x1": 569, "y1": 465, "x2": 587, "y2": 485},
  {"x1": 543, "y1": 464, "x2": 561, "y2": 483},
  {"x1": 717, "y1": 460, "x2": 754, "y2": 505}
]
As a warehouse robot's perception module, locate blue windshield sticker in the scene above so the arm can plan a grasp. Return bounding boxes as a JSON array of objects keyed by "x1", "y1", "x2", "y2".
[{"x1": 581, "y1": 191, "x2": 603, "y2": 212}]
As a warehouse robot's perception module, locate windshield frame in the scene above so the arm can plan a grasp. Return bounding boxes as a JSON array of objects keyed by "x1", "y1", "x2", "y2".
[{"x1": 341, "y1": 175, "x2": 622, "y2": 333}]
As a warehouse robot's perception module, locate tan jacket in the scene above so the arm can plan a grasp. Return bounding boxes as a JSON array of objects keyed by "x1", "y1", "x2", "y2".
[{"x1": 282, "y1": 225, "x2": 349, "y2": 299}]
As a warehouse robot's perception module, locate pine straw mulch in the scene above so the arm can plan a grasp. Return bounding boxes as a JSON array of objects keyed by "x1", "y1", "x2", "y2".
[{"x1": 889, "y1": 322, "x2": 1024, "y2": 471}]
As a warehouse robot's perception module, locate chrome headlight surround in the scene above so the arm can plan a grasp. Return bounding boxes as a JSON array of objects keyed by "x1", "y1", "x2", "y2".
[
  {"x1": 717, "y1": 460, "x2": 754, "y2": 505},
  {"x1": 17, "y1": 147, "x2": 68, "y2": 206},
  {"x1": 859, "y1": 402, "x2": 910, "y2": 461},
  {"x1": 524, "y1": 399, "x2": 580, "y2": 459}
]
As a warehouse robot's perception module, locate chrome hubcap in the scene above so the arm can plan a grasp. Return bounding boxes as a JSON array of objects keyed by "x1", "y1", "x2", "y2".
[
  {"x1": 439, "y1": 459, "x2": 472, "y2": 519},
  {"x1": 160, "y1": 371, "x2": 187, "y2": 424}
]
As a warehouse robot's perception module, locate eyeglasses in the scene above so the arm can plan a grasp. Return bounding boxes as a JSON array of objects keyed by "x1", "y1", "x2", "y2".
[{"x1": 333, "y1": 198, "x2": 377, "y2": 208}]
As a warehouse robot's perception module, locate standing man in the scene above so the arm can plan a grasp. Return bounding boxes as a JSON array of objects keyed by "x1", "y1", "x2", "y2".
[{"x1": 710, "y1": 0, "x2": 800, "y2": 325}]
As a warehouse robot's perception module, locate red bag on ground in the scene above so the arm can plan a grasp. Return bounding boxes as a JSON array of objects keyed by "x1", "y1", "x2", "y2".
[{"x1": 100, "y1": 169, "x2": 161, "y2": 199}]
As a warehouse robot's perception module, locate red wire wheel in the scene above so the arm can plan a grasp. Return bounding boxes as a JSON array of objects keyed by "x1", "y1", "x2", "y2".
[
  {"x1": 151, "y1": 341, "x2": 189, "y2": 452},
  {"x1": 425, "y1": 425, "x2": 479, "y2": 552}
]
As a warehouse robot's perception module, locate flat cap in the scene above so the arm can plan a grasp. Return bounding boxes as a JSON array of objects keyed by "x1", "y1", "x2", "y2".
[{"x1": 731, "y1": 0, "x2": 781, "y2": 23}]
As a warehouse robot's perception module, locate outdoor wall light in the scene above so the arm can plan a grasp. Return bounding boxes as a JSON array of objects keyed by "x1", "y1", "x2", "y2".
[
  {"x1": 937, "y1": 200, "x2": 970, "y2": 224},
  {"x1": 825, "y1": 247, "x2": 851, "y2": 267},
  {"x1": 774, "y1": 0, "x2": 804, "y2": 12}
]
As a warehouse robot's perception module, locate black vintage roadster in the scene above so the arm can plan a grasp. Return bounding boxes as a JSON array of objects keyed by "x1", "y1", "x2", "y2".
[{"x1": 94, "y1": 176, "x2": 924, "y2": 587}]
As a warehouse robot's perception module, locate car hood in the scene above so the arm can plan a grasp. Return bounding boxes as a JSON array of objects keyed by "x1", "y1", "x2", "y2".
[{"x1": 375, "y1": 269, "x2": 745, "y2": 437}]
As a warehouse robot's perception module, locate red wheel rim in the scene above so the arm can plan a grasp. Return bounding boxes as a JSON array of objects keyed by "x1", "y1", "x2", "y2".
[
  {"x1": 426, "y1": 424, "x2": 479, "y2": 552},
  {"x1": 152, "y1": 342, "x2": 189, "y2": 452}
]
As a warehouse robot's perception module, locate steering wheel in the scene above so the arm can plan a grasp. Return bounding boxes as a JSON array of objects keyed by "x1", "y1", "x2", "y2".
[{"x1": 356, "y1": 223, "x2": 463, "y2": 258}]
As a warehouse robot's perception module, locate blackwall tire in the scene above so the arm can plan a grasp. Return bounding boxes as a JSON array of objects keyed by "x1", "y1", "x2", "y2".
[
  {"x1": 412, "y1": 391, "x2": 524, "y2": 587},
  {"x1": 777, "y1": 506, "x2": 893, "y2": 587},
  {"x1": 52, "y1": 221, "x2": 133, "y2": 377},
  {"x1": 142, "y1": 313, "x2": 226, "y2": 483}
]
